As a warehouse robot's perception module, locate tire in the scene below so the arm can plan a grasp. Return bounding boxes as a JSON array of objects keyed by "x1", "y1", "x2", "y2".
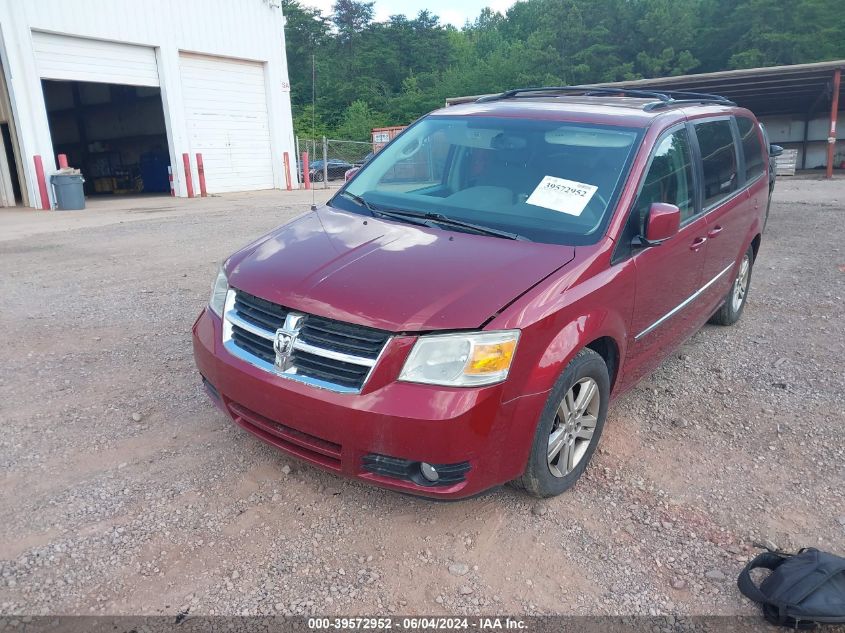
[
  {"x1": 515, "y1": 348, "x2": 609, "y2": 498},
  {"x1": 312, "y1": 171, "x2": 324, "y2": 182},
  {"x1": 708, "y1": 244, "x2": 754, "y2": 326}
]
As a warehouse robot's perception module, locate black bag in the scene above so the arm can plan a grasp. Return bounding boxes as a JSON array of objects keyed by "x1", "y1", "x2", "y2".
[{"x1": 738, "y1": 547, "x2": 845, "y2": 628}]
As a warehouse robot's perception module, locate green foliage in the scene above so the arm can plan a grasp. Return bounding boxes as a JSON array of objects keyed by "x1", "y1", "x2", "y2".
[
  {"x1": 293, "y1": 104, "x2": 331, "y2": 140},
  {"x1": 282, "y1": 0, "x2": 845, "y2": 139},
  {"x1": 336, "y1": 100, "x2": 385, "y2": 141},
  {"x1": 281, "y1": 0, "x2": 330, "y2": 107},
  {"x1": 332, "y1": 0, "x2": 375, "y2": 41}
]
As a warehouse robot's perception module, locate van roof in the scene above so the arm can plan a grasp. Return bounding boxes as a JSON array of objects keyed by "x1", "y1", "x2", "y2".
[
  {"x1": 434, "y1": 88, "x2": 743, "y2": 128},
  {"x1": 435, "y1": 98, "x2": 744, "y2": 128}
]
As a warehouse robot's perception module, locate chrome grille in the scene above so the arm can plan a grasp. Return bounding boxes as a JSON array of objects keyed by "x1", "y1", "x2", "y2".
[
  {"x1": 222, "y1": 289, "x2": 390, "y2": 393},
  {"x1": 234, "y1": 291, "x2": 288, "y2": 331},
  {"x1": 298, "y1": 316, "x2": 386, "y2": 359}
]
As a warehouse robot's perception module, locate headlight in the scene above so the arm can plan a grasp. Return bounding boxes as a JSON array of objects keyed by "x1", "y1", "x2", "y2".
[
  {"x1": 398, "y1": 330, "x2": 520, "y2": 387},
  {"x1": 209, "y1": 267, "x2": 228, "y2": 317}
]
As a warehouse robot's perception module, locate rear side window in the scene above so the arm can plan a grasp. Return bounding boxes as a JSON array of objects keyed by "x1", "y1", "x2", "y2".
[
  {"x1": 694, "y1": 120, "x2": 738, "y2": 208},
  {"x1": 634, "y1": 128, "x2": 696, "y2": 231},
  {"x1": 737, "y1": 116, "x2": 765, "y2": 182}
]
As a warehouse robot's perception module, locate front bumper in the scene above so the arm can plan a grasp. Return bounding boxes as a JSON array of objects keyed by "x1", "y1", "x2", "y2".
[{"x1": 192, "y1": 307, "x2": 546, "y2": 499}]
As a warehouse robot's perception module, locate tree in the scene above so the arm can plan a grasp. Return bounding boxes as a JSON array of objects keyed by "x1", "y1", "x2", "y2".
[
  {"x1": 281, "y1": 0, "x2": 330, "y2": 108},
  {"x1": 282, "y1": 0, "x2": 845, "y2": 137},
  {"x1": 336, "y1": 100, "x2": 384, "y2": 141},
  {"x1": 293, "y1": 104, "x2": 332, "y2": 140},
  {"x1": 332, "y1": 0, "x2": 374, "y2": 42}
]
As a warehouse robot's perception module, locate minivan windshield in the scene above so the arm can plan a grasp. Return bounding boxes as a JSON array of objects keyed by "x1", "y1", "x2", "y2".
[{"x1": 331, "y1": 115, "x2": 642, "y2": 245}]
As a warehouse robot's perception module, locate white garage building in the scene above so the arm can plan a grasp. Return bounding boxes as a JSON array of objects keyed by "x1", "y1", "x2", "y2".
[{"x1": 0, "y1": 0, "x2": 297, "y2": 208}]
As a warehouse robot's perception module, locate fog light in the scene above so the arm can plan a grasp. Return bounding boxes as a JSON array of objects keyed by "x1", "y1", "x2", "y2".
[{"x1": 419, "y1": 462, "x2": 439, "y2": 482}]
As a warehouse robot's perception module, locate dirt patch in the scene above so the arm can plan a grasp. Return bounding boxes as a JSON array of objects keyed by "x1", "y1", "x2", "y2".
[{"x1": 0, "y1": 181, "x2": 842, "y2": 617}]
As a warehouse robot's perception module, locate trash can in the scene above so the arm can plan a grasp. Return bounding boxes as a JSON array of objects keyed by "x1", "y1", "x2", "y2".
[{"x1": 51, "y1": 174, "x2": 86, "y2": 210}]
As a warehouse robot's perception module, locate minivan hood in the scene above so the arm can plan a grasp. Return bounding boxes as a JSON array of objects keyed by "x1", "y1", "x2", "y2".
[{"x1": 226, "y1": 207, "x2": 575, "y2": 332}]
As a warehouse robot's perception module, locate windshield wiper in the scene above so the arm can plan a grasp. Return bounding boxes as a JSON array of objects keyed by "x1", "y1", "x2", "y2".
[
  {"x1": 338, "y1": 192, "x2": 426, "y2": 224},
  {"x1": 337, "y1": 192, "x2": 526, "y2": 240},
  {"x1": 427, "y1": 213, "x2": 527, "y2": 241},
  {"x1": 338, "y1": 192, "x2": 437, "y2": 228},
  {"x1": 373, "y1": 208, "x2": 526, "y2": 241},
  {"x1": 338, "y1": 190, "x2": 377, "y2": 215}
]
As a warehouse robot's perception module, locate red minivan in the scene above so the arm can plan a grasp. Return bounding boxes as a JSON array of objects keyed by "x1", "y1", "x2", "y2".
[{"x1": 193, "y1": 87, "x2": 773, "y2": 499}]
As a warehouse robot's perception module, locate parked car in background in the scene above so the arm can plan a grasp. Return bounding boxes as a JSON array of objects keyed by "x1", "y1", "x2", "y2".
[
  {"x1": 345, "y1": 152, "x2": 375, "y2": 182},
  {"x1": 194, "y1": 87, "x2": 773, "y2": 499},
  {"x1": 301, "y1": 159, "x2": 353, "y2": 182},
  {"x1": 356, "y1": 152, "x2": 375, "y2": 166}
]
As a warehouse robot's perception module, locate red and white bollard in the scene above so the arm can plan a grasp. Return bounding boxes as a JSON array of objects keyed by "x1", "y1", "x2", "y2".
[
  {"x1": 182, "y1": 153, "x2": 194, "y2": 198},
  {"x1": 168, "y1": 166, "x2": 175, "y2": 196},
  {"x1": 33, "y1": 155, "x2": 50, "y2": 210},
  {"x1": 302, "y1": 151, "x2": 311, "y2": 190},
  {"x1": 283, "y1": 152, "x2": 292, "y2": 191},
  {"x1": 57, "y1": 154, "x2": 69, "y2": 169},
  {"x1": 196, "y1": 153, "x2": 207, "y2": 197}
]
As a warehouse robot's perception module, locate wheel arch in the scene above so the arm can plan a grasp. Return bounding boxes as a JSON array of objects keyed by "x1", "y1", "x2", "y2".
[
  {"x1": 502, "y1": 308, "x2": 629, "y2": 406},
  {"x1": 750, "y1": 232, "x2": 762, "y2": 260},
  {"x1": 585, "y1": 336, "x2": 620, "y2": 393}
]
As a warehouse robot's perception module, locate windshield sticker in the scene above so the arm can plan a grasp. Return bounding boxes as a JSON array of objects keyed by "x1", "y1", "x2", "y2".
[{"x1": 526, "y1": 176, "x2": 598, "y2": 216}]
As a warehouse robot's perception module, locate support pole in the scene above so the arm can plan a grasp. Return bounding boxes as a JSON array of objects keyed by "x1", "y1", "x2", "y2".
[
  {"x1": 33, "y1": 155, "x2": 50, "y2": 210},
  {"x1": 196, "y1": 153, "x2": 207, "y2": 197},
  {"x1": 322, "y1": 136, "x2": 329, "y2": 189},
  {"x1": 283, "y1": 152, "x2": 292, "y2": 191},
  {"x1": 801, "y1": 114, "x2": 810, "y2": 170},
  {"x1": 295, "y1": 136, "x2": 301, "y2": 185},
  {"x1": 826, "y1": 68, "x2": 841, "y2": 179},
  {"x1": 182, "y1": 153, "x2": 194, "y2": 198},
  {"x1": 57, "y1": 154, "x2": 69, "y2": 169}
]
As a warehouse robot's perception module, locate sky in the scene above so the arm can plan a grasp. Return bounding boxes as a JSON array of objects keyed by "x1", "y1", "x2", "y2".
[{"x1": 303, "y1": 0, "x2": 517, "y2": 28}]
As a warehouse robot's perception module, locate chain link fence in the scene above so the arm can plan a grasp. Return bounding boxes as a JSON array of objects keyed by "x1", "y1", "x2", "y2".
[{"x1": 295, "y1": 137, "x2": 373, "y2": 189}]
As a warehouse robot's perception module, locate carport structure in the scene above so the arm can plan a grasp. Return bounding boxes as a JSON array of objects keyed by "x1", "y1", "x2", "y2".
[
  {"x1": 597, "y1": 60, "x2": 844, "y2": 178},
  {"x1": 446, "y1": 60, "x2": 845, "y2": 178}
]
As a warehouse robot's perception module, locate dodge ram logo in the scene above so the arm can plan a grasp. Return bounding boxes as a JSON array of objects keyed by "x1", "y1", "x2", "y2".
[{"x1": 274, "y1": 313, "x2": 306, "y2": 371}]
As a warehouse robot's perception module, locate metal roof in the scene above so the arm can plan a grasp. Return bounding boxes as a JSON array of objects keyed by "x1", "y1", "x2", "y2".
[
  {"x1": 446, "y1": 60, "x2": 845, "y2": 117},
  {"x1": 594, "y1": 59, "x2": 845, "y2": 117}
]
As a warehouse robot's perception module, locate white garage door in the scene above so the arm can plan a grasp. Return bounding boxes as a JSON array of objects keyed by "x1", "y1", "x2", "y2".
[
  {"x1": 179, "y1": 53, "x2": 274, "y2": 193},
  {"x1": 32, "y1": 32, "x2": 159, "y2": 87}
]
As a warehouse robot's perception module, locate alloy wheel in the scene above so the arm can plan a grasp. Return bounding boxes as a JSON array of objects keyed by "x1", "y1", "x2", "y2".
[
  {"x1": 732, "y1": 254, "x2": 750, "y2": 312},
  {"x1": 547, "y1": 377, "x2": 600, "y2": 478}
]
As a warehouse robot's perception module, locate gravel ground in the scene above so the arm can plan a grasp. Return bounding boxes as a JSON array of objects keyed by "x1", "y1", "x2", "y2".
[{"x1": 0, "y1": 179, "x2": 843, "y2": 619}]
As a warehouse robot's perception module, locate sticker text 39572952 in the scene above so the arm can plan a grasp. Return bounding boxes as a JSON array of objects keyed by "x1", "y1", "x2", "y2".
[{"x1": 525, "y1": 175, "x2": 598, "y2": 216}]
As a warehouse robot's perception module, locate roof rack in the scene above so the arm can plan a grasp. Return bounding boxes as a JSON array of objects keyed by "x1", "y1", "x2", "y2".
[{"x1": 474, "y1": 86, "x2": 736, "y2": 111}]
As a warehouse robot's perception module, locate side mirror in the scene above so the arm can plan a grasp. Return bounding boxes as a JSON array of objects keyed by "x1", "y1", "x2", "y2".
[
  {"x1": 769, "y1": 144, "x2": 784, "y2": 157},
  {"x1": 639, "y1": 202, "x2": 680, "y2": 246}
]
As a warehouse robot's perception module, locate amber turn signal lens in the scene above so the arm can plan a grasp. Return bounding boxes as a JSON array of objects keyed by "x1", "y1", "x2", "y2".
[{"x1": 466, "y1": 340, "x2": 517, "y2": 374}]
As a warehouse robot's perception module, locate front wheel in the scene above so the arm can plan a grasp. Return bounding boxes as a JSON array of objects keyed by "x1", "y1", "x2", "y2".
[
  {"x1": 515, "y1": 348, "x2": 609, "y2": 498},
  {"x1": 709, "y1": 244, "x2": 754, "y2": 326}
]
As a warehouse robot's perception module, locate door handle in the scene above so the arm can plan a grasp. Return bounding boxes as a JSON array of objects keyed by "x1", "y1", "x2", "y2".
[
  {"x1": 690, "y1": 237, "x2": 707, "y2": 251},
  {"x1": 708, "y1": 225, "x2": 723, "y2": 238}
]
